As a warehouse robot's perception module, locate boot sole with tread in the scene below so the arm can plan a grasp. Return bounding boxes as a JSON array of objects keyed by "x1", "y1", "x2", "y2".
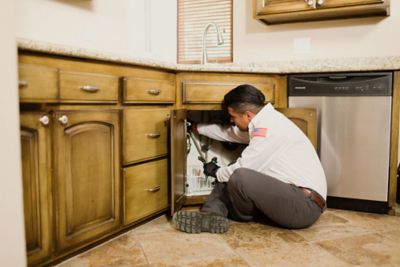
[{"x1": 172, "y1": 210, "x2": 229, "y2": 234}]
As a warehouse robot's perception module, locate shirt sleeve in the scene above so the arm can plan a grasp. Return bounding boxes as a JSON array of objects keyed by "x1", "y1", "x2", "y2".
[{"x1": 197, "y1": 123, "x2": 250, "y2": 144}]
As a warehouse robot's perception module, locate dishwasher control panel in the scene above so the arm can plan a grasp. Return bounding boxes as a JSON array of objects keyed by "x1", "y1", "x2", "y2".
[{"x1": 289, "y1": 72, "x2": 392, "y2": 96}]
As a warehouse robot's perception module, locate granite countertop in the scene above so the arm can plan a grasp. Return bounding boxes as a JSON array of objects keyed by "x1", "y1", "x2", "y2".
[{"x1": 18, "y1": 38, "x2": 400, "y2": 73}]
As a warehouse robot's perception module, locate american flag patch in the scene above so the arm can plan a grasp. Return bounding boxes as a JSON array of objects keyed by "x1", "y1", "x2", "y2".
[{"x1": 252, "y1": 128, "x2": 267, "y2": 138}]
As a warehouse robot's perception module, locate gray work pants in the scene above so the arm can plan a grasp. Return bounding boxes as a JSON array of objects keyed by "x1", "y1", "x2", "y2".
[{"x1": 200, "y1": 168, "x2": 322, "y2": 229}]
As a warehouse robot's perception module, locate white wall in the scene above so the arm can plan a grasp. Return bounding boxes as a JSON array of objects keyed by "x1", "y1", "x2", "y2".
[
  {"x1": 16, "y1": 0, "x2": 400, "y2": 64},
  {"x1": 16, "y1": 0, "x2": 177, "y2": 62},
  {"x1": 0, "y1": 0, "x2": 27, "y2": 266},
  {"x1": 234, "y1": 0, "x2": 400, "y2": 62}
]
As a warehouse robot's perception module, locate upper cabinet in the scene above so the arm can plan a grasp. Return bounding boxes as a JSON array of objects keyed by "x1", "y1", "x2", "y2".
[{"x1": 253, "y1": 0, "x2": 390, "y2": 24}]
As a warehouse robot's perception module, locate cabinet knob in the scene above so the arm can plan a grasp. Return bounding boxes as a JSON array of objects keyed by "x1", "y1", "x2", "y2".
[
  {"x1": 39, "y1": 115, "x2": 50, "y2": 126},
  {"x1": 305, "y1": 0, "x2": 317, "y2": 8},
  {"x1": 58, "y1": 115, "x2": 68, "y2": 125},
  {"x1": 147, "y1": 88, "x2": 161, "y2": 95},
  {"x1": 317, "y1": 0, "x2": 325, "y2": 6},
  {"x1": 18, "y1": 80, "x2": 28, "y2": 88}
]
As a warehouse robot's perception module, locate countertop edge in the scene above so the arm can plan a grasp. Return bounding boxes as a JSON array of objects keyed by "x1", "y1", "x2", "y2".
[{"x1": 17, "y1": 39, "x2": 400, "y2": 74}]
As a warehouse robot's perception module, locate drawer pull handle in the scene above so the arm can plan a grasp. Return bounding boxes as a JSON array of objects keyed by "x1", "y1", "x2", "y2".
[
  {"x1": 147, "y1": 88, "x2": 161, "y2": 95},
  {"x1": 80, "y1": 85, "x2": 100, "y2": 92},
  {"x1": 147, "y1": 186, "x2": 161, "y2": 192},
  {"x1": 19, "y1": 80, "x2": 28, "y2": 88},
  {"x1": 146, "y1": 132, "x2": 161, "y2": 138}
]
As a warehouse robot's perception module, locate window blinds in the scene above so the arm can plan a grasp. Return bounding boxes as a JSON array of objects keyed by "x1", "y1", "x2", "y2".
[{"x1": 177, "y1": 0, "x2": 233, "y2": 64}]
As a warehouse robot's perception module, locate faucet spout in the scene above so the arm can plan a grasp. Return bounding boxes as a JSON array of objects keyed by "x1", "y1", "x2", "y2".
[{"x1": 201, "y1": 22, "x2": 224, "y2": 64}]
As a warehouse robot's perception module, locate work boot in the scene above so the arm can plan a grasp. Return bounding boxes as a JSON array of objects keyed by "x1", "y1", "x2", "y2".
[{"x1": 172, "y1": 210, "x2": 229, "y2": 234}]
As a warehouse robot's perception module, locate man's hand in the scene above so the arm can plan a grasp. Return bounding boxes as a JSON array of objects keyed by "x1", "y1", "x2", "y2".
[
  {"x1": 186, "y1": 120, "x2": 198, "y2": 134},
  {"x1": 203, "y1": 161, "x2": 220, "y2": 178}
]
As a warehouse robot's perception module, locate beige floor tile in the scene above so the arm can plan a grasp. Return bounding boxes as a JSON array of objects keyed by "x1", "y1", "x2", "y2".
[
  {"x1": 238, "y1": 242, "x2": 352, "y2": 267},
  {"x1": 55, "y1": 209, "x2": 400, "y2": 267},
  {"x1": 222, "y1": 221, "x2": 307, "y2": 249},
  {"x1": 128, "y1": 215, "x2": 176, "y2": 236},
  {"x1": 317, "y1": 233, "x2": 400, "y2": 266},
  {"x1": 377, "y1": 228, "x2": 400, "y2": 243},
  {"x1": 294, "y1": 210, "x2": 370, "y2": 242},
  {"x1": 332, "y1": 209, "x2": 400, "y2": 233},
  {"x1": 134, "y1": 231, "x2": 250, "y2": 267},
  {"x1": 222, "y1": 221, "x2": 350, "y2": 267},
  {"x1": 57, "y1": 234, "x2": 148, "y2": 267}
]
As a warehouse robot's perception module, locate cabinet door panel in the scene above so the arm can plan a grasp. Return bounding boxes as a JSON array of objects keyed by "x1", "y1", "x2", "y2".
[
  {"x1": 170, "y1": 110, "x2": 187, "y2": 215},
  {"x1": 20, "y1": 113, "x2": 52, "y2": 265},
  {"x1": 54, "y1": 110, "x2": 120, "y2": 252}
]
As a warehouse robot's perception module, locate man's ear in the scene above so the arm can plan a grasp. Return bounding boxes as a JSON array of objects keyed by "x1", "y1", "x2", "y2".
[{"x1": 245, "y1": 111, "x2": 255, "y2": 121}]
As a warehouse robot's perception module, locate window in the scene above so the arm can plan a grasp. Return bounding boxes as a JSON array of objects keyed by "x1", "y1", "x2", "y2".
[{"x1": 177, "y1": 0, "x2": 233, "y2": 64}]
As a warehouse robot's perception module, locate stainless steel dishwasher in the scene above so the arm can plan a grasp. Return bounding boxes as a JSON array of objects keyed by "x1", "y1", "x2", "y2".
[{"x1": 288, "y1": 72, "x2": 393, "y2": 213}]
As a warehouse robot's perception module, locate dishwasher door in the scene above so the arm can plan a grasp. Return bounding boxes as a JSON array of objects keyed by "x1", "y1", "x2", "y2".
[{"x1": 289, "y1": 96, "x2": 392, "y2": 202}]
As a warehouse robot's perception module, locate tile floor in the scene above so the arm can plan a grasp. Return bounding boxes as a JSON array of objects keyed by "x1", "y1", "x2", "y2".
[{"x1": 57, "y1": 209, "x2": 400, "y2": 267}]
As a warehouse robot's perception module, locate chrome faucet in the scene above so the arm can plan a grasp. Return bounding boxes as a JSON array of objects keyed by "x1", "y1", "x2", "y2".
[{"x1": 201, "y1": 22, "x2": 224, "y2": 64}]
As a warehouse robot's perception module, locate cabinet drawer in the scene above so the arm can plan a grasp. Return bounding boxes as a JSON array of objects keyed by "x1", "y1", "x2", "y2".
[
  {"x1": 123, "y1": 109, "x2": 170, "y2": 164},
  {"x1": 59, "y1": 71, "x2": 119, "y2": 103},
  {"x1": 123, "y1": 76, "x2": 175, "y2": 103},
  {"x1": 182, "y1": 81, "x2": 275, "y2": 104},
  {"x1": 124, "y1": 159, "x2": 168, "y2": 224},
  {"x1": 19, "y1": 64, "x2": 58, "y2": 102}
]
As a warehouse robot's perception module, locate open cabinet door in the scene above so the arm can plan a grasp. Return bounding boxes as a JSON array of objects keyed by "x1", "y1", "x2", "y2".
[{"x1": 170, "y1": 109, "x2": 187, "y2": 215}]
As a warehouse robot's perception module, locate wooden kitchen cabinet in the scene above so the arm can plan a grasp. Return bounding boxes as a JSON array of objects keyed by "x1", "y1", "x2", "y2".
[
  {"x1": 170, "y1": 108, "x2": 318, "y2": 213},
  {"x1": 20, "y1": 112, "x2": 53, "y2": 266},
  {"x1": 53, "y1": 110, "x2": 121, "y2": 253},
  {"x1": 253, "y1": 0, "x2": 390, "y2": 24},
  {"x1": 173, "y1": 72, "x2": 290, "y2": 208},
  {"x1": 17, "y1": 51, "x2": 304, "y2": 266},
  {"x1": 19, "y1": 53, "x2": 126, "y2": 265},
  {"x1": 121, "y1": 106, "x2": 172, "y2": 225}
]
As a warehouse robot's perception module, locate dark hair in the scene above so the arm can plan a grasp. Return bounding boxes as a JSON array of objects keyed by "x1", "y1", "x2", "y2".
[{"x1": 222, "y1": 84, "x2": 265, "y2": 114}]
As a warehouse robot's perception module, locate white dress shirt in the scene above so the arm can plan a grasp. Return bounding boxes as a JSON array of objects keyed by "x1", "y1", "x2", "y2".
[{"x1": 197, "y1": 103, "x2": 327, "y2": 199}]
